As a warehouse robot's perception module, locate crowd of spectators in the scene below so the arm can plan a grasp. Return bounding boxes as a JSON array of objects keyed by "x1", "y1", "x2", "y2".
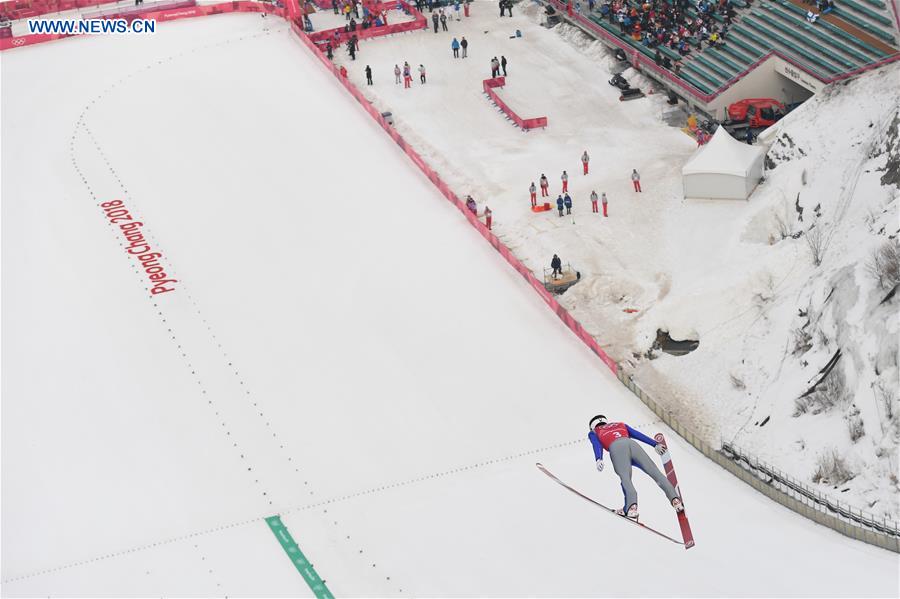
[{"x1": 594, "y1": 0, "x2": 741, "y2": 61}]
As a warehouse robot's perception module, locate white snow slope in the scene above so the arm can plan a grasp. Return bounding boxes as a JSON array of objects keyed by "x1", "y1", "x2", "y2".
[
  {"x1": 327, "y1": 2, "x2": 900, "y2": 520},
  {"x1": 1, "y1": 10, "x2": 898, "y2": 597}
]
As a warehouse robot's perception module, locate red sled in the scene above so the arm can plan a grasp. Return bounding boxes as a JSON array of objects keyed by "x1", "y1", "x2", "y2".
[
  {"x1": 531, "y1": 202, "x2": 552, "y2": 213},
  {"x1": 655, "y1": 433, "x2": 696, "y2": 549}
]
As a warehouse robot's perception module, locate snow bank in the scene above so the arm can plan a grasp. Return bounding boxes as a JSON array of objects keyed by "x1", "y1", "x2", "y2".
[{"x1": 329, "y1": 4, "x2": 900, "y2": 520}]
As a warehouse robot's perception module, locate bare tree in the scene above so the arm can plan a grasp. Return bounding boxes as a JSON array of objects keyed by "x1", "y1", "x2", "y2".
[
  {"x1": 866, "y1": 239, "x2": 900, "y2": 290},
  {"x1": 806, "y1": 227, "x2": 825, "y2": 266}
]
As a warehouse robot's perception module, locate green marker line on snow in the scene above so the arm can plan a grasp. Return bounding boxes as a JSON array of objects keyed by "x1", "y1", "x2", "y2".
[{"x1": 265, "y1": 515, "x2": 335, "y2": 599}]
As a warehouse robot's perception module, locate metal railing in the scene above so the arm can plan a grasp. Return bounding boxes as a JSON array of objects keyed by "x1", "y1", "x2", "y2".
[
  {"x1": 616, "y1": 370, "x2": 900, "y2": 552},
  {"x1": 721, "y1": 442, "x2": 900, "y2": 536}
]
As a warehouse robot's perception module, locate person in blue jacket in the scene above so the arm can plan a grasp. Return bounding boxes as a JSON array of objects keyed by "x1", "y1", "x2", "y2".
[
  {"x1": 563, "y1": 193, "x2": 573, "y2": 214},
  {"x1": 589, "y1": 414, "x2": 683, "y2": 519},
  {"x1": 556, "y1": 194, "x2": 564, "y2": 217},
  {"x1": 451, "y1": 37, "x2": 460, "y2": 58}
]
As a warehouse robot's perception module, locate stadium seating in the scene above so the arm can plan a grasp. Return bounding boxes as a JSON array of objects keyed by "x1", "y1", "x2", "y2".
[{"x1": 576, "y1": 0, "x2": 897, "y2": 97}]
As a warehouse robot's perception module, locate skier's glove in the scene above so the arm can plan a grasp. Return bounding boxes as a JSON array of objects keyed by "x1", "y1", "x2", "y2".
[
  {"x1": 596, "y1": 459, "x2": 604, "y2": 472},
  {"x1": 655, "y1": 443, "x2": 667, "y2": 456}
]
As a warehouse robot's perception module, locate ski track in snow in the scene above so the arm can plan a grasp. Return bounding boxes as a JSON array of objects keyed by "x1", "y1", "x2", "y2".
[
  {"x1": 57, "y1": 23, "x2": 407, "y2": 595},
  {"x1": 2, "y1": 9, "x2": 899, "y2": 597}
]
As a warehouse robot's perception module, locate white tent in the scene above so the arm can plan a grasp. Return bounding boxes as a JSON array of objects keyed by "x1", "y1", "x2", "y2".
[{"x1": 682, "y1": 127, "x2": 765, "y2": 200}]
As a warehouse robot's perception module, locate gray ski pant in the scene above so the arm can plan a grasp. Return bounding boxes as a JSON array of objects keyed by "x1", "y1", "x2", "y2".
[{"x1": 609, "y1": 437, "x2": 678, "y2": 510}]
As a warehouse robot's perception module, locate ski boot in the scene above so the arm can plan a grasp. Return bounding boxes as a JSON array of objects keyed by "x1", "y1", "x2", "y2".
[{"x1": 671, "y1": 497, "x2": 685, "y2": 513}]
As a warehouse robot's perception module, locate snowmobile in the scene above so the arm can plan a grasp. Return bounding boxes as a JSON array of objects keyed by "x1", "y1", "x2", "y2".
[
  {"x1": 608, "y1": 72, "x2": 630, "y2": 90},
  {"x1": 608, "y1": 73, "x2": 645, "y2": 101}
]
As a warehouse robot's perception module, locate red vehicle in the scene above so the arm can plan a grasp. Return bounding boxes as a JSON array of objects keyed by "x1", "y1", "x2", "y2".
[{"x1": 725, "y1": 98, "x2": 787, "y2": 129}]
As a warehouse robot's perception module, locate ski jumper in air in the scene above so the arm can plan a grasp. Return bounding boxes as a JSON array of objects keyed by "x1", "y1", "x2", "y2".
[{"x1": 588, "y1": 415, "x2": 683, "y2": 518}]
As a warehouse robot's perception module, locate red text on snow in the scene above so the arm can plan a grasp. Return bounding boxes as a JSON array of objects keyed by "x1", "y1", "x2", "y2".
[{"x1": 101, "y1": 200, "x2": 177, "y2": 295}]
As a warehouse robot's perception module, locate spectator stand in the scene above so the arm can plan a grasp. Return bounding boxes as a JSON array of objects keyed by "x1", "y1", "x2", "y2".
[{"x1": 541, "y1": 0, "x2": 898, "y2": 120}]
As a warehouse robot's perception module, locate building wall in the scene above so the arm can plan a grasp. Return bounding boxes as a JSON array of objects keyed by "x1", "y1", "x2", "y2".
[{"x1": 705, "y1": 56, "x2": 816, "y2": 119}]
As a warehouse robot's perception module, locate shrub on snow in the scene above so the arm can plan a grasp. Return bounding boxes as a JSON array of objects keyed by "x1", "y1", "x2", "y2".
[{"x1": 812, "y1": 448, "x2": 856, "y2": 485}]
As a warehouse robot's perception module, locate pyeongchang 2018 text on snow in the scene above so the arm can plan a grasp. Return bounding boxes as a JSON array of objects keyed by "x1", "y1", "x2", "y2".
[
  {"x1": 100, "y1": 200, "x2": 177, "y2": 295},
  {"x1": 28, "y1": 19, "x2": 156, "y2": 35}
]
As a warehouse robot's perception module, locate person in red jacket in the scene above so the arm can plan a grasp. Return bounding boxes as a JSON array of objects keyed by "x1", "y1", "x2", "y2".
[{"x1": 588, "y1": 414, "x2": 683, "y2": 519}]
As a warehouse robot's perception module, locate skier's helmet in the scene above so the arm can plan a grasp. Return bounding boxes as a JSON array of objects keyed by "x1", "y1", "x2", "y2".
[{"x1": 589, "y1": 414, "x2": 607, "y2": 429}]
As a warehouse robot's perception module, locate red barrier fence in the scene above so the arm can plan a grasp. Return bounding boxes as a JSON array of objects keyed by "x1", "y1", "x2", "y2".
[
  {"x1": 0, "y1": 0, "x2": 623, "y2": 373},
  {"x1": 1, "y1": 0, "x2": 119, "y2": 21},
  {"x1": 291, "y1": 20, "x2": 615, "y2": 373},
  {"x1": 483, "y1": 76, "x2": 548, "y2": 130},
  {"x1": 0, "y1": 0, "x2": 285, "y2": 50},
  {"x1": 82, "y1": 0, "x2": 196, "y2": 22},
  {"x1": 307, "y1": 0, "x2": 425, "y2": 46}
]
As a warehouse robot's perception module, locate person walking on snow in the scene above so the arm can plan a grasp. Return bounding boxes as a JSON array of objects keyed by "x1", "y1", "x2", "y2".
[
  {"x1": 365, "y1": 65, "x2": 373, "y2": 85},
  {"x1": 432, "y1": 10, "x2": 439, "y2": 32},
  {"x1": 440, "y1": 10, "x2": 448, "y2": 31},
  {"x1": 564, "y1": 193, "x2": 572, "y2": 215},
  {"x1": 460, "y1": 36, "x2": 468, "y2": 58},
  {"x1": 529, "y1": 182, "x2": 537, "y2": 207},
  {"x1": 454, "y1": 0, "x2": 461, "y2": 20},
  {"x1": 561, "y1": 170, "x2": 569, "y2": 193},
  {"x1": 501, "y1": 55, "x2": 507, "y2": 76},
  {"x1": 418, "y1": 64, "x2": 427, "y2": 83},
  {"x1": 556, "y1": 195, "x2": 564, "y2": 217},
  {"x1": 551, "y1": 254, "x2": 562, "y2": 279},
  {"x1": 451, "y1": 37, "x2": 460, "y2": 58},
  {"x1": 491, "y1": 57, "x2": 500, "y2": 77},
  {"x1": 540, "y1": 174, "x2": 549, "y2": 197},
  {"x1": 582, "y1": 150, "x2": 590, "y2": 174},
  {"x1": 601, "y1": 192, "x2": 608, "y2": 217},
  {"x1": 590, "y1": 190, "x2": 599, "y2": 213},
  {"x1": 465, "y1": 195, "x2": 477, "y2": 215},
  {"x1": 394, "y1": 64, "x2": 402, "y2": 84},
  {"x1": 403, "y1": 62, "x2": 412, "y2": 88},
  {"x1": 631, "y1": 169, "x2": 642, "y2": 192},
  {"x1": 589, "y1": 414, "x2": 684, "y2": 519}
]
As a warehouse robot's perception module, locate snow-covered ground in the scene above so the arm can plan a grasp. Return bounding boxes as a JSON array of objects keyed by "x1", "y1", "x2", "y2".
[
  {"x1": 327, "y1": 1, "x2": 900, "y2": 520},
  {"x1": 1, "y1": 8, "x2": 899, "y2": 597}
]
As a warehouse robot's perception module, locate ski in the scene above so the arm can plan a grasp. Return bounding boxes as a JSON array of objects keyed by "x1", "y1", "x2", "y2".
[
  {"x1": 654, "y1": 433, "x2": 696, "y2": 549},
  {"x1": 536, "y1": 463, "x2": 684, "y2": 546}
]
